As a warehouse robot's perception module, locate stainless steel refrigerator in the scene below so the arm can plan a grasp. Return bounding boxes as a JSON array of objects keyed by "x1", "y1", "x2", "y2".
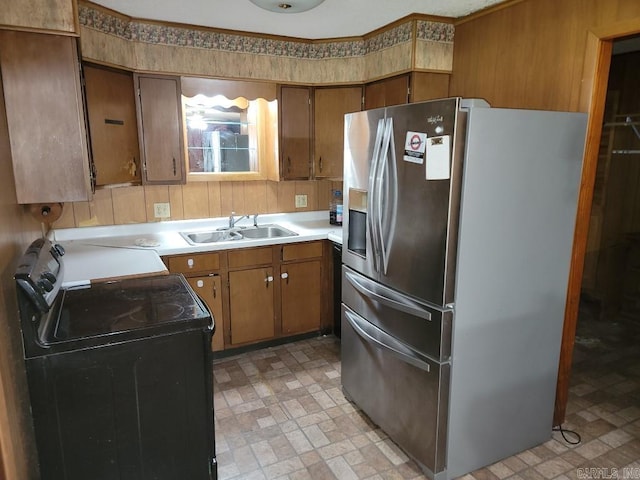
[{"x1": 341, "y1": 97, "x2": 587, "y2": 480}]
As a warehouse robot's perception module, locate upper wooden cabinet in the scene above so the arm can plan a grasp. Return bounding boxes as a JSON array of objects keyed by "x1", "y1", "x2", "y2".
[
  {"x1": 135, "y1": 74, "x2": 185, "y2": 184},
  {"x1": 279, "y1": 85, "x2": 312, "y2": 180},
  {"x1": 84, "y1": 64, "x2": 141, "y2": 186},
  {"x1": 313, "y1": 86, "x2": 362, "y2": 179},
  {"x1": 0, "y1": 0, "x2": 77, "y2": 34},
  {"x1": 410, "y1": 72, "x2": 450, "y2": 103},
  {"x1": 0, "y1": 30, "x2": 92, "y2": 204},
  {"x1": 364, "y1": 74, "x2": 410, "y2": 110}
]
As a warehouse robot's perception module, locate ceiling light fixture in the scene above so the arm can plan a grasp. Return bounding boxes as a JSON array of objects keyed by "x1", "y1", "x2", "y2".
[{"x1": 249, "y1": 0, "x2": 325, "y2": 14}]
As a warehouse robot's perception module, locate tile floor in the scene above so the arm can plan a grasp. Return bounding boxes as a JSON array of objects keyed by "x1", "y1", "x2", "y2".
[{"x1": 212, "y1": 306, "x2": 640, "y2": 480}]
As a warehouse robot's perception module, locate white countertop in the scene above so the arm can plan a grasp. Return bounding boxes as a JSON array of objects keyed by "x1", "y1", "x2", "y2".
[{"x1": 51, "y1": 211, "x2": 343, "y2": 287}]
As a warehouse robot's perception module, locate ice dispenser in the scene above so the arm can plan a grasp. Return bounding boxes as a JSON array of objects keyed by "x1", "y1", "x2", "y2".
[{"x1": 347, "y1": 188, "x2": 367, "y2": 257}]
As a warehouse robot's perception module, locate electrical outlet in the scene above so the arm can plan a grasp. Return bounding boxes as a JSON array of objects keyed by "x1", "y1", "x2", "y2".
[
  {"x1": 154, "y1": 202, "x2": 171, "y2": 219},
  {"x1": 295, "y1": 194, "x2": 308, "y2": 208}
]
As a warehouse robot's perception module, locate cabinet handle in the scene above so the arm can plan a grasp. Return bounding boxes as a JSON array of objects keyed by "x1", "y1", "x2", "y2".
[
  {"x1": 287, "y1": 156, "x2": 291, "y2": 174},
  {"x1": 319, "y1": 156, "x2": 323, "y2": 172},
  {"x1": 213, "y1": 281, "x2": 217, "y2": 299},
  {"x1": 281, "y1": 272, "x2": 289, "y2": 284},
  {"x1": 265, "y1": 275, "x2": 274, "y2": 287},
  {"x1": 187, "y1": 258, "x2": 194, "y2": 269},
  {"x1": 172, "y1": 157, "x2": 177, "y2": 176}
]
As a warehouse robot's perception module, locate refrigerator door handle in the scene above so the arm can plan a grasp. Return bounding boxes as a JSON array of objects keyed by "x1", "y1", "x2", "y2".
[
  {"x1": 344, "y1": 308, "x2": 432, "y2": 373},
  {"x1": 368, "y1": 118, "x2": 385, "y2": 272},
  {"x1": 378, "y1": 117, "x2": 398, "y2": 275},
  {"x1": 344, "y1": 270, "x2": 432, "y2": 321}
]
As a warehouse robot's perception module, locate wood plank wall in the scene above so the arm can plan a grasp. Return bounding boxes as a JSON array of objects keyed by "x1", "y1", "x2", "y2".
[
  {"x1": 0, "y1": 70, "x2": 43, "y2": 480},
  {"x1": 450, "y1": 0, "x2": 640, "y2": 112},
  {"x1": 450, "y1": 0, "x2": 640, "y2": 425}
]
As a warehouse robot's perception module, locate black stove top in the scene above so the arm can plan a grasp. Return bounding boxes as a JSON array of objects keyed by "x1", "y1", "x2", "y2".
[
  {"x1": 15, "y1": 238, "x2": 212, "y2": 357},
  {"x1": 50, "y1": 275, "x2": 211, "y2": 344}
]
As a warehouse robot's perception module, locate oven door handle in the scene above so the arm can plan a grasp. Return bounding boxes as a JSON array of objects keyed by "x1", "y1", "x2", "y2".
[{"x1": 344, "y1": 308, "x2": 432, "y2": 373}]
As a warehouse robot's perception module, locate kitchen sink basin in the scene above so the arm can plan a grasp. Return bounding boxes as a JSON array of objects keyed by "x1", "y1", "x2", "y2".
[
  {"x1": 180, "y1": 230, "x2": 243, "y2": 245},
  {"x1": 180, "y1": 224, "x2": 297, "y2": 245},
  {"x1": 238, "y1": 224, "x2": 298, "y2": 239}
]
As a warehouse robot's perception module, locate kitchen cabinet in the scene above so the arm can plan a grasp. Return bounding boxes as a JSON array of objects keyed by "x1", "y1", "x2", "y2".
[
  {"x1": 364, "y1": 74, "x2": 410, "y2": 110},
  {"x1": 84, "y1": 64, "x2": 141, "y2": 186},
  {"x1": 410, "y1": 72, "x2": 450, "y2": 103},
  {"x1": 228, "y1": 247, "x2": 276, "y2": 345},
  {"x1": 313, "y1": 86, "x2": 363, "y2": 179},
  {"x1": 165, "y1": 252, "x2": 224, "y2": 351},
  {"x1": 135, "y1": 74, "x2": 185, "y2": 184},
  {"x1": 280, "y1": 242, "x2": 323, "y2": 335},
  {"x1": 279, "y1": 85, "x2": 312, "y2": 180},
  {"x1": 0, "y1": 30, "x2": 93, "y2": 204}
]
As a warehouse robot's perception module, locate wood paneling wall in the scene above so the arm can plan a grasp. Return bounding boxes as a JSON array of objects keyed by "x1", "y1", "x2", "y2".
[
  {"x1": 450, "y1": 0, "x2": 640, "y2": 425},
  {"x1": 0, "y1": 67, "x2": 43, "y2": 480},
  {"x1": 55, "y1": 180, "x2": 341, "y2": 228},
  {"x1": 450, "y1": 0, "x2": 640, "y2": 112}
]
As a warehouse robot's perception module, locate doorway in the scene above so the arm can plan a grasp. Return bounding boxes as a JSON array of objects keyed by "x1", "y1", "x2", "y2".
[{"x1": 555, "y1": 31, "x2": 640, "y2": 426}]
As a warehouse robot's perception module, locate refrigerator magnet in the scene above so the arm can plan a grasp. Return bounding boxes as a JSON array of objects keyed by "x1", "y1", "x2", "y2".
[
  {"x1": 403, "y1": 131, "x2": 427, "y2": 164},
  {"x1": 426, "y1": 135, "x2": 451, "y2": 180}
]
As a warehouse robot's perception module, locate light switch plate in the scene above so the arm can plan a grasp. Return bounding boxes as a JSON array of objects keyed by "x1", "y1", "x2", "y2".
[
  {"x1": 295, "y1": 194, "x2": 308, "y2": 208},
  {"x1": 154, "y1": 202, "x2": 171, "y2": 218}
]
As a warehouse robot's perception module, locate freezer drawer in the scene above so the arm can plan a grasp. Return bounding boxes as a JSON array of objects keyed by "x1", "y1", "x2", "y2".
[
  {"x1": 341, "y1": 304, "x2": 449, "y2": 478},
  {"x1": 342, "y1": 265, "x2": 452, "y2": 361}
]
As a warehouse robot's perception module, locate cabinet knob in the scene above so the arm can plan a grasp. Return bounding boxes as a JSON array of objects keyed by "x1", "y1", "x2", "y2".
[
  {"x1": 196, "y1": 279, "x2": 204, "y2": 288},
  {"x1": 281, "y1": 272, "x2": 289, "y2": 284},
  {"x1": 187, "y1": 258, "x2": 194, "y2": 268},
  {"x1": 265, "y1": 275, "x2": 274, "y2": 287}
]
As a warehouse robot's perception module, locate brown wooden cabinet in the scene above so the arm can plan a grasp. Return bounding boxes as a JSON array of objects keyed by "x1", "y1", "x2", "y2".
[
  {"x1": 0, "y1": 30, "x2": 92, "y2": 204},
  {"x1": 84, "y1": 64, "x2": 141, "y2": 186},
  {"x1": 187, "y1": 275, "x2": 225, "y2": 351},
  {"x1": 410, "y1": 72, "x2": 450, "y2": 103},
  {"x1": 135, "y1": 74, "x2": 185, "y2": 184},
  {"x1": 279, "y1": 85, "x2": 312, "y2": 180},
  {"x1": 280, "y1": 242, "x2": 323, "y2": 335},
  {"x1": 364, "y1": 74, "x2": 410, "y2": 110},
  {"x1": 165, "y1": 252, "x2": 224, "y2": 351},
  {"x1": 313, "y1": 86, "x2": 362, "y2": 179},
  {"x1": 227, "y1": 246, "x2": 276, "y2": 345}
]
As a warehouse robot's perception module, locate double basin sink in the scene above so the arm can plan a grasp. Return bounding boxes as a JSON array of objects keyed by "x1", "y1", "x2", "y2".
[{"x1": 180, "y1": 224, "x2": 298, "y2": 245}]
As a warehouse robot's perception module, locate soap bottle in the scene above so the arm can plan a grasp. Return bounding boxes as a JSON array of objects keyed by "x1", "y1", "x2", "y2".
[{"x1": 330, "y1": 190, "x2": 343, "y2": 225}]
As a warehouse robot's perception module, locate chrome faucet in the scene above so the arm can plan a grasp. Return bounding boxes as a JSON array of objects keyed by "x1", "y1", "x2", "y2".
[{"x1": 228, "y1": 212, "x2": 249, "y2": 229}]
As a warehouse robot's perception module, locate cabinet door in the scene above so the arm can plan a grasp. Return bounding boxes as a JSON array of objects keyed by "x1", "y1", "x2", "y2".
[
  {"x1": 281, "y1": 260, "x2": 322, "y2": 335},
  {"x1": 229, "y1": 268, "x2": 275, "y2": 345},
  {"x1": 136, "y1": 75, "x2": 185, "y2": 184},
  {"x1": 410, "y1": 72, "x2": 450, "y2": 103},
  {"x1": 84, "y1": 64, "x2": 141, "y2": 186},
  {"x1": 0, "y1": 31, "x2": 91, "y2": 204},
  {"x1": 187, "y1": 276, "x2": 224, "y2": 352},
  {"x1": 314, "y1": 86, "x2": 362, "y2": 179},
  {"x1": 279, "y1": 86, "x2": 311, "y2": 180},
  {"x1": 364, "y1": 74, "x2": 410, "y2": 110}
]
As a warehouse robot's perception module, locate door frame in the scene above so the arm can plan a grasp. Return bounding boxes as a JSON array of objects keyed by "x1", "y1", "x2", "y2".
[{"x1": 554, "y1": 20, "x2": 640, "y2": 425}]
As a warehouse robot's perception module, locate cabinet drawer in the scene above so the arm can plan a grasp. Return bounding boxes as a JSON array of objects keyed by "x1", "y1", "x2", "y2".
[
  {"x1": 167, "y1": 253, "x2": 220, "y2": 274},
  {"x1": 228, "y1": 247, "x2": 273, "y2": 269},
  {"x1": 282, "y1": 242, "x2": 322, "y2": 262}
]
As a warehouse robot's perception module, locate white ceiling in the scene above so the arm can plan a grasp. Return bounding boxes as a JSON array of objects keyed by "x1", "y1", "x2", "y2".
[{"x1": 90, "y1": 0, "x2": 506, "y2": 39}]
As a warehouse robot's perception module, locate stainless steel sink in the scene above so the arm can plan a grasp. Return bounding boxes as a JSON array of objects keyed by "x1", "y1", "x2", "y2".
[
  {"x1": 238, "y1": 224, "x2": 298, "y2": 239},
  {"x1": 180, "y1": 230, "x2": 242, "y2": 245},
  {"x1": 180, "y1": 224, "x2": 297, "y2": 245}
]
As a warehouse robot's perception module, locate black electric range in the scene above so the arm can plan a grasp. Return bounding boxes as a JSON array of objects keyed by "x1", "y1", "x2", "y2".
[{"x1": 15, "y1": 238, "x2": 217, "y2": 480}]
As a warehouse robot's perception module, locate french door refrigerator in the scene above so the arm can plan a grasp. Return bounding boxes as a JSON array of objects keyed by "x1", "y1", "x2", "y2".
[{"x1": 341, "y1": 97, "x2": 587, "y2": 480}]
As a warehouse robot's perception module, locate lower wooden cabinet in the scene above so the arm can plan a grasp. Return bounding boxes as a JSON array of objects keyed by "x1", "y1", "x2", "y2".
[
  {"x1": 164, "y1": 240, "x2": 328, "y2": 350},
  {"x1": 229, "y1": 267, "x2": 276, "y2": 345},
  {"x1": 186, "y1": 275, "x2": 225, "y2": 352},
  {"x1": 281, "y1": 260, "x2": 322, "y2": 335}
]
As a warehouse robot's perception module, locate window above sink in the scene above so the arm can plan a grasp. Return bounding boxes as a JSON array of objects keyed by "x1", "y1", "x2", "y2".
[{"x1": 181, "y1": 77, "x2": 279, "y2": 182}]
